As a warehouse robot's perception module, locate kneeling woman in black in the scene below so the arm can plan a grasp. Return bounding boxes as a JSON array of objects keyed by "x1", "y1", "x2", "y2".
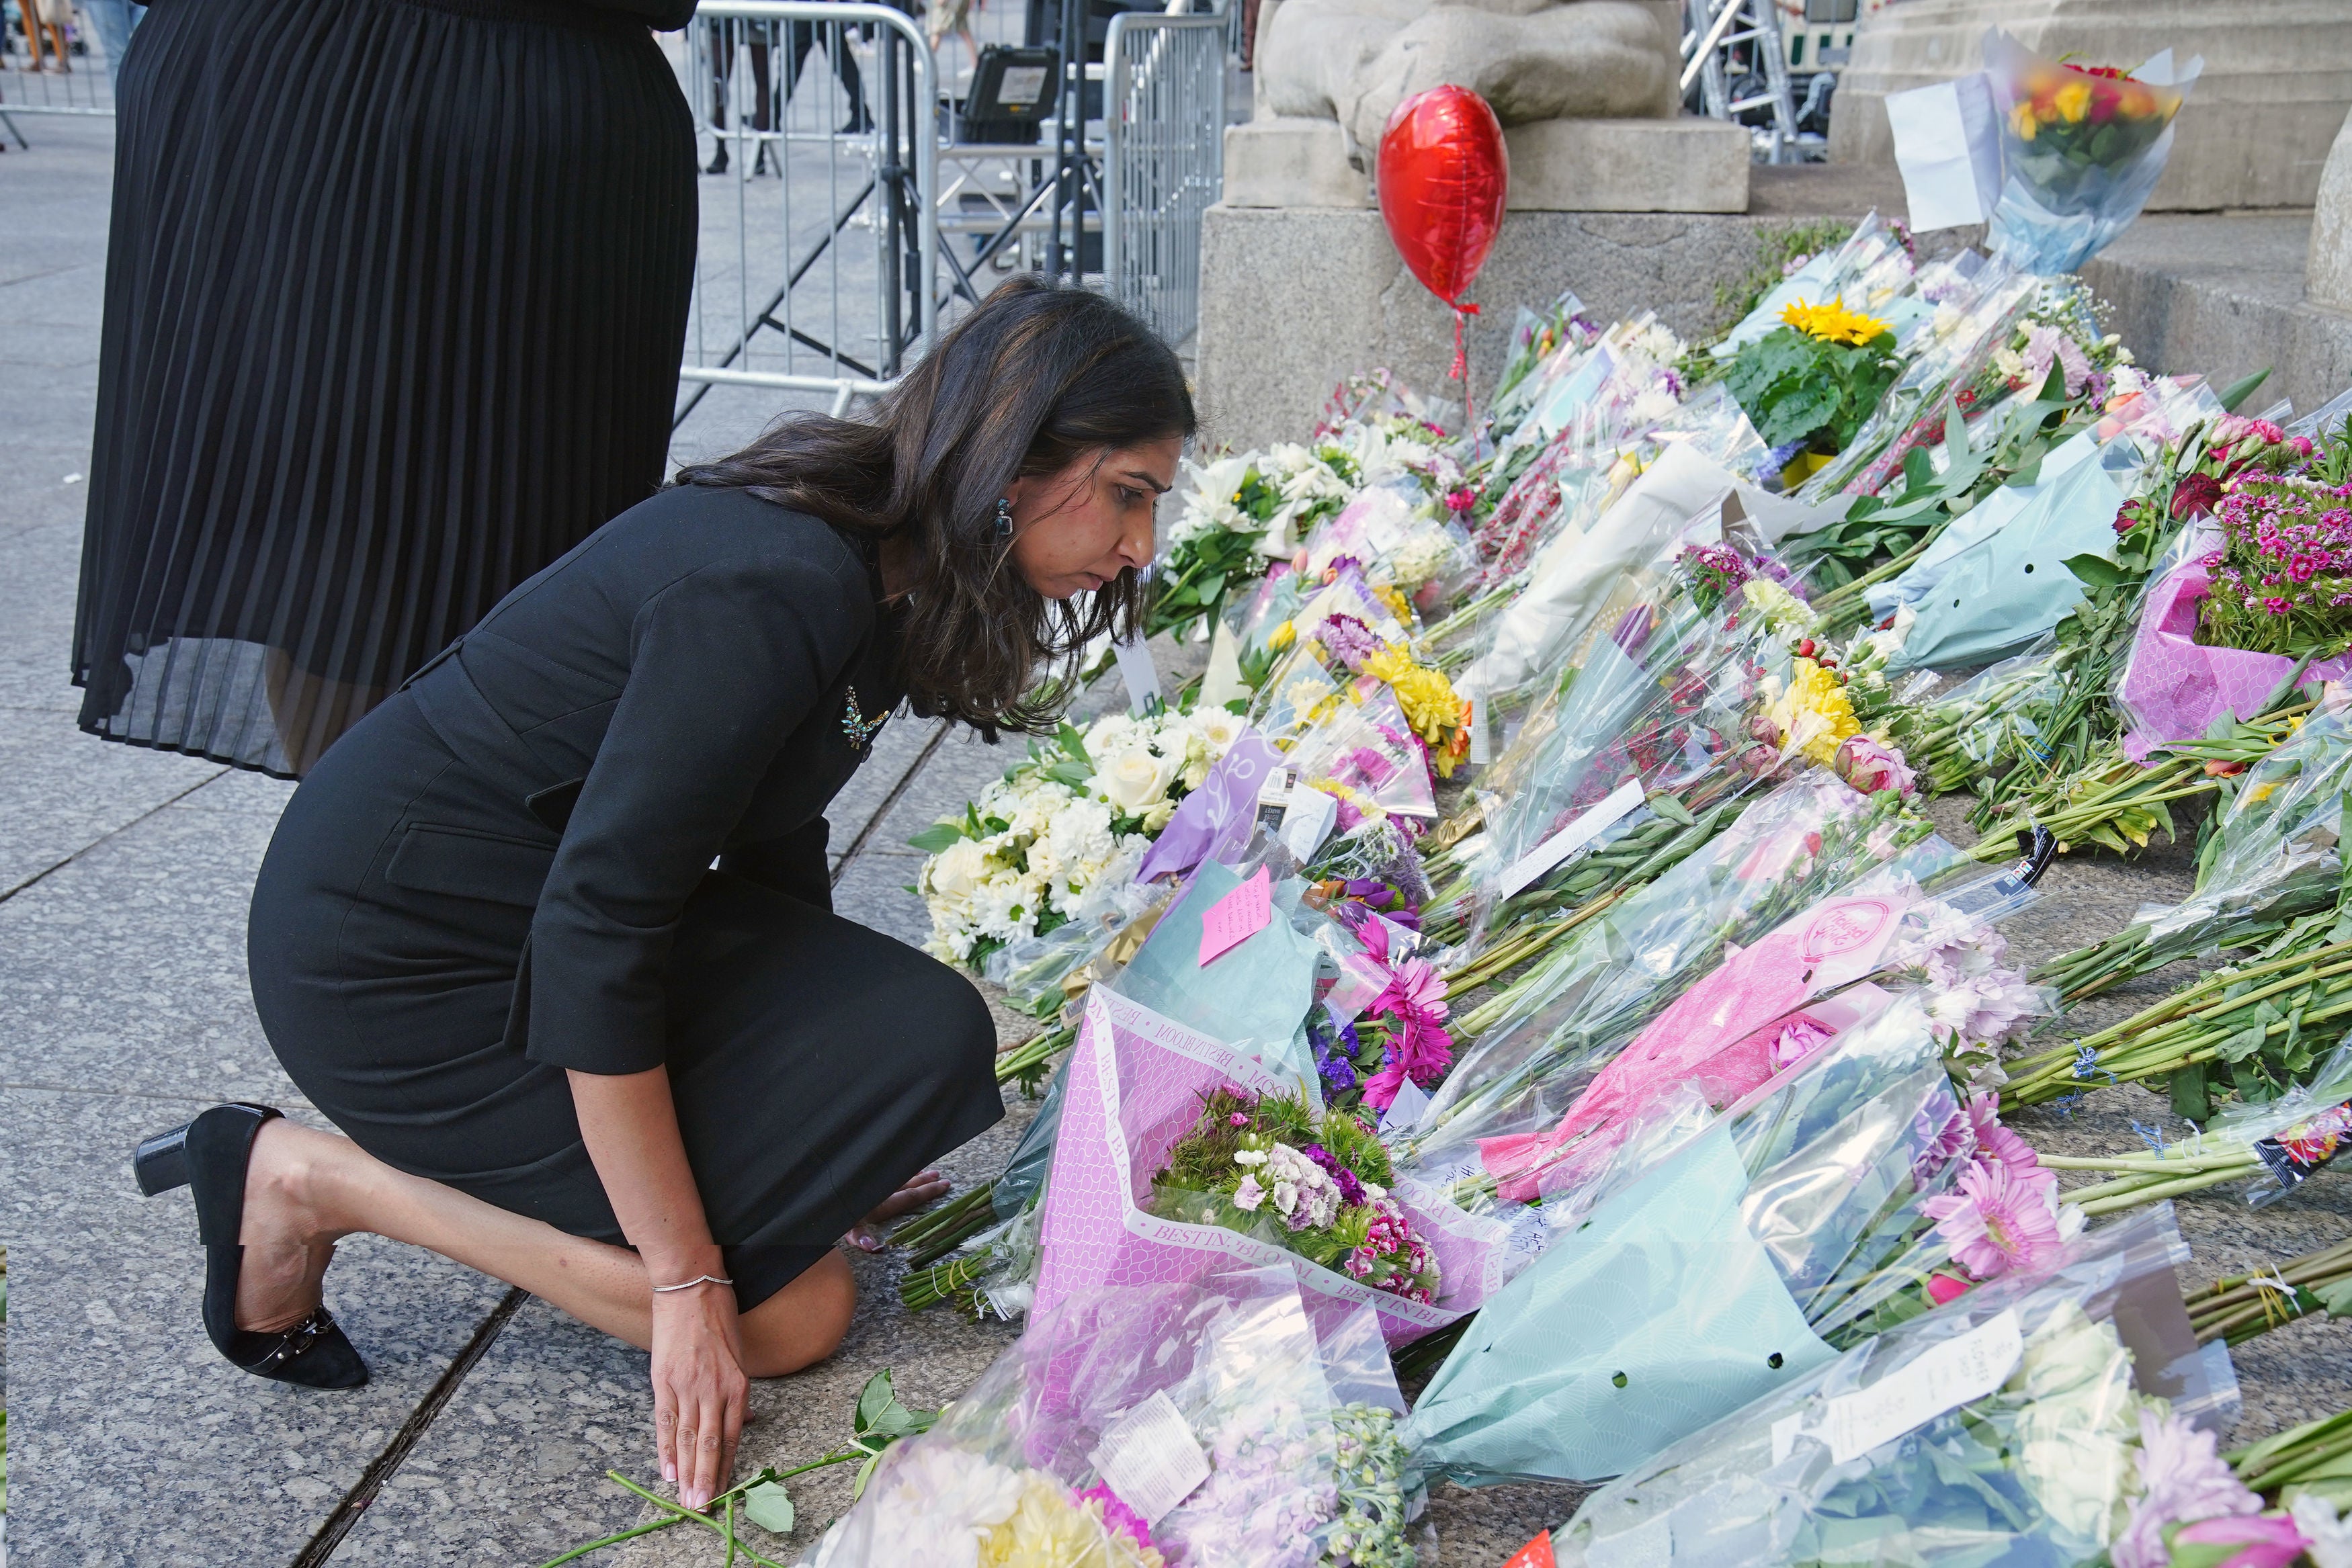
[{"x1": 131, "y1": 275, "x2": 1191, "y2": 1514}]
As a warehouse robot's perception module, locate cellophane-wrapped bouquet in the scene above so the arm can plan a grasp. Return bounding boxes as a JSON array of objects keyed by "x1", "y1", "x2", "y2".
[
  {"x1": 804, "y1": 1262, "x2": 1422, "y2": 1568},
  {"x1": 1443, "y1": 535, "x2": 1822, "y2": 949},
  {"x1": 1148, "y1": 1086, "x2": 1441, "y2": 1306},
  {"x1": 1472, "y1": 856, "x2": 2050, "y2": 1206},
  {"x1": 1544, "y1": 1205, "x2": 2246, "y2": 1568},
  {"x1": 2038, "y1": 691, "x2": 2352, "y2": 1003},
  {"x1": 1033, "y1": 985, "x2": 1507, "y2": 1349},
  {"x1": 915, "y1": 706, "x2": 1251, "y2": 971},
  {"x1": 1404, "y1": 771, "x2": 1937, "y2": 1162},
  {"x1": 1400, "y1": 988, "x2": 2086, "y2": 1487},
  {"x1": 1986, "y1": 30, "x2": 2199, "y2": 275}
]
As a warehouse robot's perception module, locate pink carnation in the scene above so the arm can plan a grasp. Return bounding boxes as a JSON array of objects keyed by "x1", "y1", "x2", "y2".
[
  {"x1": 2114, "y1": 1410, "x2": 2267, "y2": 1568},
  {"x1": 1923, "y1": 1159, "x2": 2062, "y2": 1280},
  {"x1": 1079, "y1": 1485, "x2": 1159, "y2": 1553}
]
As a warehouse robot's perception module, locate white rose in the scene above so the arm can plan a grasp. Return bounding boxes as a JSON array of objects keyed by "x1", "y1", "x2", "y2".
[
  {"x1": 925, "y1": 836, "x2": 990, "y2": 900},
  {"x1": 1097, "y1": 749, "x2": 1178, "y2": 813}
]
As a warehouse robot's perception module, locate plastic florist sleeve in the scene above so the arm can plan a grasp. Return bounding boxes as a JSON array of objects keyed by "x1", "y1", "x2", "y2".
[
  {"x1": 1986, "y1": 30, "x2": 2201, "y2": 275},
  {"x1": 2042, "y1": 693, "x2": 2352, "y2": 1000},
  {"x1": 804, "y1": 1262, "x2": 1423, "y2": 1568},
  {"x1": 1546, "y1": 1203, "x2": 2240, "y2": 1568},
  {"x1": 1400, "y1": 988, "x2": 2029, "y2": 1487},
  {"x1": 1474, "y1": 848, "x2": 2036, "y2": 1205},
  {"x1": 1033, "y1": 987, "x2": 1509, "y2": 1350},
  {"x1": 1405, "y1": 773, "x2": 1934, "y2": 1158}
]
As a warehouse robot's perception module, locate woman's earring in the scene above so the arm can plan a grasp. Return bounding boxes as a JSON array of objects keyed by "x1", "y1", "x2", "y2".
[{"x1": 993, "y1": 496, "x2": 1015, "y2": 543}]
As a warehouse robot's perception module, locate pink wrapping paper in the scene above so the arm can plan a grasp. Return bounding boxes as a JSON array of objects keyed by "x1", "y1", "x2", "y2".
[
  {"x1": 1478, "y1": 891, "x2": 1915, "y2": 1202},
  {"x1": 2119, "y1": 558, "x2": 2352, "y2": 761},
  {"x1": 1034, "y1": 988, "x2": 1509, "y2": 1348}
]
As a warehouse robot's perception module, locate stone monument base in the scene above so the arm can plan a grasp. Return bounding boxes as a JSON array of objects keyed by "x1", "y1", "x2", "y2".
[
  {"x1": 1826, "y1": 0, "x2": 2352, "y2": 212},
  {"x1": 1223, "y1": 114, "x2": 1752, "y2": 214},
  {"x1": 1195, "y1": 201, "x2": 1833, "y2": 450}
]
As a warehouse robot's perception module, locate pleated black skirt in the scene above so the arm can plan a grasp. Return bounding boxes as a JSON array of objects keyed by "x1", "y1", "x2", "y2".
[{"x1": 73, "y1": 0, "x2": 697, "y2": 776}]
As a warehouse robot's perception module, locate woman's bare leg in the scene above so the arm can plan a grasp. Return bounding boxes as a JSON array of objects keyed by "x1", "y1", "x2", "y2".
[{"x1": 235, "y1": 1119, "x2": 857, "y2": 1373}]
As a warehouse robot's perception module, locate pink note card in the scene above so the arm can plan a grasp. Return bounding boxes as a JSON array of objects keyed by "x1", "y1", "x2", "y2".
[{"x1": 1198, "y1": 865, "x2": 1272, "y2": 966}]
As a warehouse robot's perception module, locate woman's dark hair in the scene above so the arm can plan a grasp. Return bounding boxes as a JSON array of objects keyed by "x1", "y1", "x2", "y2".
[{"x1": 675, "y1": 275, "x2": 1195, "y2": 737}]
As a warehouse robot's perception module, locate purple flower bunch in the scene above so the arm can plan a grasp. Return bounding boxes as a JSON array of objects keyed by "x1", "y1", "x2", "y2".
[
  {"x1": 1302, "y1": 1142, "x2": 1369, "y2": 1207},
  {"x1": 2199, "y1": 474, "x2": 2352, "y2": 657},
  {"x1": 1314, "y1": 612, "x2": 1387, "y2": 674}
]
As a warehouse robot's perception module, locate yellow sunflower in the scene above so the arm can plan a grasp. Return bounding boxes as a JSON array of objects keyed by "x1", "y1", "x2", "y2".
[{"x1": 1781, "y1": 297, "x2": 1890, "y2": 348}]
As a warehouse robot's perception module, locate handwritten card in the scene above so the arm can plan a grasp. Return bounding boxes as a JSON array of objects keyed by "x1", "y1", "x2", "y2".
[{"x1": 1198, "y1": 864, "x2": 1272, "y2": 966}]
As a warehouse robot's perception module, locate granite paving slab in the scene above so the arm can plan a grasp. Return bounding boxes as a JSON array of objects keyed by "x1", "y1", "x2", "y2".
[
  {"x1": 0, "y1": 711, "x2": 224, "y2": 901},
  {"x1": 0, "y1": 523, "x2": 95, "y2": 715},
  {"x1": 321, "y1": 1297, "x2": 655, "y2": 1567},
  {"x1": 0, "y1": 801, "x2": 296, "y2": 1108},
  {"x1": 1, "y1": 1088, "x2": 511, "y2": 1568}
]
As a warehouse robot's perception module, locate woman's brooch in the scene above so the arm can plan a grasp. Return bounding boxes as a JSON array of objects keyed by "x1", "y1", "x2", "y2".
[{"x1": 841, "y1": 686, "x2": 888, "y2": 750}]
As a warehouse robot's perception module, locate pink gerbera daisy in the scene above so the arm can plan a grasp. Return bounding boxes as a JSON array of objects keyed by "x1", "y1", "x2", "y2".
[
  {"x1": 1923, "y1": 1159, "x2": 2062, "y2": 1280},
  {"x1": 1964, "y1": 1090, "x2": 2042, "y2": 1178}
]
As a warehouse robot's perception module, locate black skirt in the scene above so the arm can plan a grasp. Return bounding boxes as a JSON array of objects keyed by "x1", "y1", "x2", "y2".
[{"x1": 73, "y1": 0, "x2": 697, "y2": 776}]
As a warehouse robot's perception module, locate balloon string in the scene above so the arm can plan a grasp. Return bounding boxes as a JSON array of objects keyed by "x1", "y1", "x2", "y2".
[{"x1": 1450, "y1": 302, "x2": 1480, "y2": 431}]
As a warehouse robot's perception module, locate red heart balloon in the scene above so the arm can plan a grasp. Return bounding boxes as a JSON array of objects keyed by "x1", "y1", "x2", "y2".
[{"x1": 1376, "y1": 85, "x2": 1509, "y2": 311}]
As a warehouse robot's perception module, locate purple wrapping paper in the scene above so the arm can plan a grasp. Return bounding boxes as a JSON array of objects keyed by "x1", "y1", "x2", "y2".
[
  {"x1": 1033, "y1": 989, "x2": 1509, "y2": 1350},
  {"x1": 1135, "y1": 726, "x2": 1282, "y2": 883},
  {"x1": 2119, "y1": 558, "x2": 2352, "y2": 761}
]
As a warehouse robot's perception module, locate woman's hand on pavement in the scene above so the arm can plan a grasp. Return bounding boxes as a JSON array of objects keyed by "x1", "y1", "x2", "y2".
[{"x1": 650, "y1": 1279, "x2": 749, "y2": 1513}]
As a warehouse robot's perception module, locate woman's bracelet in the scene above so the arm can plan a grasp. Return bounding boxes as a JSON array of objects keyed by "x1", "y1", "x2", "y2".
[{"x1": 651, "y1": 1274, "x2": 735, "y2": 1295}]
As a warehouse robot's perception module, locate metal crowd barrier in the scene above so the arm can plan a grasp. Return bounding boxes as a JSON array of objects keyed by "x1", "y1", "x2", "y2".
[
  {"x1": 1, "y1": 0, "x2": 124, "y2": 139},
  {"x1": 1101, "y1": 10, "x2": 1226, "y2": 347},
  {"x1": 675, "y1": 0, "x2": 939, "y2": 423}
]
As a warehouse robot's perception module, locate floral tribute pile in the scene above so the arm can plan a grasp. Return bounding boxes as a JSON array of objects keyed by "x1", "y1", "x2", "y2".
[{"x1": 571, "y1": 164, "x2": 2352, "y2": 1568}]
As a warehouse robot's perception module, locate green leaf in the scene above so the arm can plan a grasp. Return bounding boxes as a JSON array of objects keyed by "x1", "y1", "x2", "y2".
[
  {"x1": 2170, "y1": 1063, "x2": 2213, "y2": 1121},
  {"x1": 2060, "y1": 553, "x2": 2126, "y2": 591},
  {"x1": 2218, "y1": 367, "x2": 2273, "y2": 414},
  {"x1": 850, "y1": 1369, "x2": 938, "y2": 1446},
  {"x1": 2214, "y1": 1020, "x2": 2271, "y2": 1063},
  {"x1": 742, "y1": 1478, "x2": 795, "y2": 1535},
  {"x1": 1646, "y1": 792, "x2": 1696, "y2": 827},
  {"x1": 905, "y1": 822, "x2": 966, "y2": 855},
  {"x1": 2314, "y1": 1276, "x2": 2352, "y2": 1317},
  {"x1": 1056, "y1": 722, "x2": 1093, "y2": 769},
  {"x1": 1900, "y1": 445, "x2": 1936, "y2": 500}
]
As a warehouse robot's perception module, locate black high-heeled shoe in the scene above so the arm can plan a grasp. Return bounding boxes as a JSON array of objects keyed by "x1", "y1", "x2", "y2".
[{"x1": 132, "y1": 1103, "x2": 369, "y2": 1389}]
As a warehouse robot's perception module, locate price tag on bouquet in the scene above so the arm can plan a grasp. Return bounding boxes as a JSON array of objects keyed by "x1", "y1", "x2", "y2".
[
  {"x1": 1088, "y1": 1389, "x2": 1211, "y2": 1524},
  {"x1": 1494, "y1": 779, "x2": 1646, "y2": 901}
]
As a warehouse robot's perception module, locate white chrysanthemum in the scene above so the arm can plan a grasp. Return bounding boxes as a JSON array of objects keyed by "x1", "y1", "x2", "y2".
[
  {"x1": 1084, "y1": 711, "x2": 1143, "y2": 756},
  {"x1": 1189, "y1": 705, "x2": 1246, "y2": 758},
  {"x1": 1741, "y1": 576, "x2": 1818, "y2": 634},
  {"x1": 971, "y1": 870, "x2": 1046, "y2": 944},
  {"x1": 818, "y1": 1443, "x2": 1026, "y2": 1568},
  {"x1": 1631, "y1": 386, "x2": 1681, "y2": 426},
  {"x1": 1046, "y1": 797, "x2": 1117, "y2": 875},
  {"x1": 1628, "y1": 321, "x2": 1686, "y2": 366}
]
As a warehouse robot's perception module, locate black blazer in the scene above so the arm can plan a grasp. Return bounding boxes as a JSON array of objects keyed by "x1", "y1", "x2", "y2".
[{"x1": 378, "y1": 483, "x2": 904, "y2": 1077}]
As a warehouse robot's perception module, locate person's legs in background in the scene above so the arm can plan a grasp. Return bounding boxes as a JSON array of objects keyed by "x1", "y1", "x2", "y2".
[
  {"x1": 784, "y1": 16, "x2": 868, "y2": 136},
  {"x1": 79, "y1": 0, "x2": 140, "y2": 72}
]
